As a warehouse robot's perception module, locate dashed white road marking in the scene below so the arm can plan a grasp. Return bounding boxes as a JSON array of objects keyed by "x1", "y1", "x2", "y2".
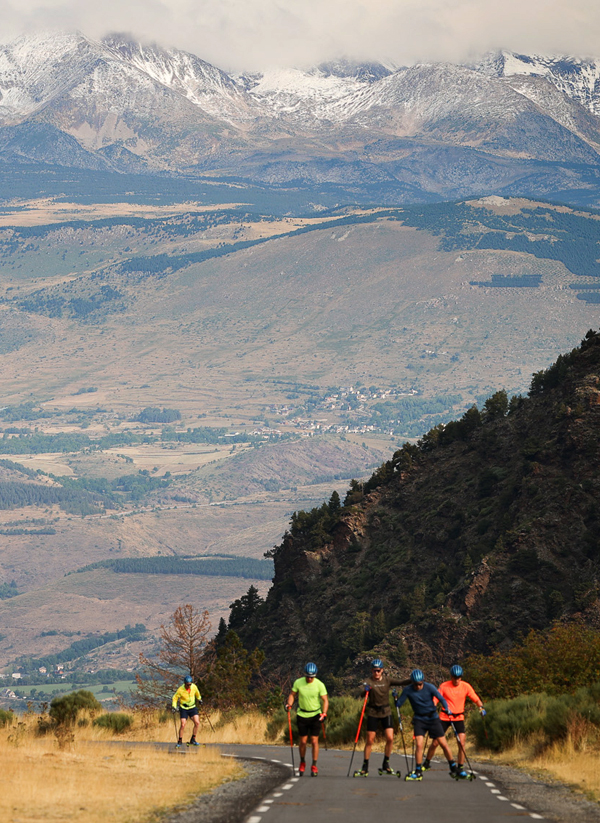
[
  {"x1": 281, "y1": 783, "x2": 293, "y2": 790},
  {"x1": 485, "y1": 782, "x2": 495, "y2": 787},
  {"x1": 290, "y1": 777, "x2": 299, "y2": 782},
  {"x1": 490, "y1": 789, "x2": 501, "y2": 794},
  {"x1": 530, "y1": 815, "x2": 544, "y2": 820},
  {"x1": 263, "y1": 800, "x2": 274, "y2": 804},
  {"x1": 257, "y1": 806, "x2": 270, "y2": 813},
  {"x1": 512, "y1": 804, "x2": 526, "y2": 810},
  {"x1": 247, "y1": 817, "x2": 261, "y2": 823},
  {"x1": 271, "y1": 759, "x2": 281, "y2": 763},
  {"x1": 497, "y1": 796, "x2": 509, "y2": 801},
  {"x1": 272, "y1": 793, "x2": 283, "y2": 797}
]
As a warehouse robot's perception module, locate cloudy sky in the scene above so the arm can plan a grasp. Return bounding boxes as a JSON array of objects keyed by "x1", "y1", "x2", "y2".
[{"x1": 0, "y1": 0, "x2": 595, "y2": 70}]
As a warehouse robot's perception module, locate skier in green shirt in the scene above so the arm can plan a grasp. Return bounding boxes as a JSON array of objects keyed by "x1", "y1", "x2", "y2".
[{"x1": 286, "y1": 662, "x2": 328, "y2": 776}]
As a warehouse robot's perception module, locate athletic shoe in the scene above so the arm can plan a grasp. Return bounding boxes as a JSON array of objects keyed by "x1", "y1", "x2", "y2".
[
  {"x1": 311, "y1": 765, "x2": 318, "y2": 777},
  {"x1": 457, "y1": 769, "x2": 468, "y2": 779},
  {"x1": 188, "y1": 740, "x2": 200, "y2": 746},
  {"x1": 298, "y1": 762, "x2": 306, "y2": 776},
  {"x1": 422, "y1": 758, "x2": 431, "y2": 771}
]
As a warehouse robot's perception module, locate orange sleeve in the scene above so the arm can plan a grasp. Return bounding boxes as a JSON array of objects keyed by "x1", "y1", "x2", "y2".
[{"x1": 466, "y1": 683, "x2": 481, "y2": 705}]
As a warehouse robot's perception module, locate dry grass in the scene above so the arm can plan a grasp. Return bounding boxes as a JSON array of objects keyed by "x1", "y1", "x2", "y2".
[
  {"x1": 473, "y1": 728, "x2": 600, "y2": 803},
  {"x1": 0, "y1": 713, "x2": 239, "y2": 823},
  {"x1": 124, "y1": 709, "x2": 270, "y2": 746}
]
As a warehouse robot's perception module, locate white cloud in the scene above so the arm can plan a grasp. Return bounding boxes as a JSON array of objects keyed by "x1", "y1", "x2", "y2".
[{"x1": 0, "y1": 0, "x2": 598, "y2": 71}]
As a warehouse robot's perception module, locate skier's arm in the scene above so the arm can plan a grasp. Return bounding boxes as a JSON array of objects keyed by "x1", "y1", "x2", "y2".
[
  {"x1": 390, "y1": 678, "x2": 412, "y2": 687},
  {"x1": 285, "y1": 690, "x2": 297, "y2": 711},
  {"x1": 320, "y1": 693, "x2": 329, "y2": 718},
  {"x1": 395, "y1": 687, "x2": 410, "y2": 709},
  {"x1": 467, "y1": 683, "x2": 484, "y2": 710}
]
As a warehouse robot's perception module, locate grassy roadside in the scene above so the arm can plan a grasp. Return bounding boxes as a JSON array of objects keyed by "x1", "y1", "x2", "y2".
[
  {"x1": 0, "y1": 712, "x2": 239, "y2": 823},
  {"x1": 471, "y1": 734, "x2": 600, "y2": 803}
]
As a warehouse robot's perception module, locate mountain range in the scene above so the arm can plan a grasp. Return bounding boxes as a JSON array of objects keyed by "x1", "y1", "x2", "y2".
[{"x1": 4, "y1": 34, "x2": 600, "y2": 204}]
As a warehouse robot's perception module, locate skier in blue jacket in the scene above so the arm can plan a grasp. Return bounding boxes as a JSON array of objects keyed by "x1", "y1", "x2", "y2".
[{"x1": 395, "y1": 669, "x2": 458, "y2": 780}]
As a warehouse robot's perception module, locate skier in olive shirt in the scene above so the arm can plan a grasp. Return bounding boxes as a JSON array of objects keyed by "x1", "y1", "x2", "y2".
[
  {"x1": 395, "y1": 669, "x2": 458, "y2": 781},
  {"x1": 286, "y1": 662, "x2": 328, "y2": 776},
  {"x1": 354, "y1": 658, "x2": 410, "y2": 776}
]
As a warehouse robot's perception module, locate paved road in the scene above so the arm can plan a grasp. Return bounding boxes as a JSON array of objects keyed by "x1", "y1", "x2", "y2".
[{"x1": 216, "y1": 744, "x2": 547, "y2": 822}]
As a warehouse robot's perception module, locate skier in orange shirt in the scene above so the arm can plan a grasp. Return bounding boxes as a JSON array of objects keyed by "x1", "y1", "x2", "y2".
[{"x1": 423, "y1": 665, "x2": 485, "y2": 779}]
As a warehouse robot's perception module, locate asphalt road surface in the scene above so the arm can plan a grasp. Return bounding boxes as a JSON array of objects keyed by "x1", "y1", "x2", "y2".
[{"x1": 217, "y1": 744, "x2": 547, "y2": 822}]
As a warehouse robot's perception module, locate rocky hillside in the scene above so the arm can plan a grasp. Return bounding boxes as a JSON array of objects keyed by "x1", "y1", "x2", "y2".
[{"x1": 239, "y1": 331, "x2": 600, "y2": 681}]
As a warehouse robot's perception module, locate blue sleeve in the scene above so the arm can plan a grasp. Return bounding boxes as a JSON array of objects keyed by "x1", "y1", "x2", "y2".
[
  {"x1": 431, "y1": 684, "x2": 449, "y2": 714},
  {"x1": 395, "y1": 686, "x2": 411, "y2": 709}
]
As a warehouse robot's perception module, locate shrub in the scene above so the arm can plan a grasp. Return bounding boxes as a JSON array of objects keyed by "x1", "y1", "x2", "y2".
[
  {"x1": 0, "y1": 708, "x2": 13, "y2": 727},
  {"x1": 93, "y1": 712, "x2": 133, "y2": 734},
  {"x1": 49, "y1": 690, "x2": 102, "y2": 726},
  {"x1": 470, "y1": 682, "x2": 600, "y2": 751},
  {"x1": 465, "y1": 624, "x2": 600, "y2": 699}
]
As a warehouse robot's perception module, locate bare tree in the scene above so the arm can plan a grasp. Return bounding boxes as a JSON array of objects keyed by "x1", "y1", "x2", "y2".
[{"x1": 135, "y1": 605, "x2": 213, "y2": 707}]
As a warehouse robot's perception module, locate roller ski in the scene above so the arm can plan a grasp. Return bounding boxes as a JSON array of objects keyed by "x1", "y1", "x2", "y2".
[
  {"x1": 378, "y1": 766, "x2": 401, "y2": 777},
  {"x1": 187, "y1": 739, "x2": 200, "y2": 746},
  {"x1": 453, "y1": 767, "x2": 474, "y2": 781},
  {"x1": 353, "y1": 768, "x2": 369, "y2": 777},
  {"x1": 405, "y1": 768, "x2": 423, "y2": 781}
]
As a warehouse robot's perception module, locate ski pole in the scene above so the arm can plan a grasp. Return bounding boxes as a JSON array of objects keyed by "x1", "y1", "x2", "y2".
[
  {"x1": 449, "y1": 718, "x2": 476, "y2": 780},
  {"x1": 392, "y1": 689, "x2": 411, "y2": 775},
  {"x1": 286, "y1": 705, "x2": 295, "y2": 775},
  {"x1": 200, "y1": 702, "x2": 215, "y2": 733},
  {"x1": 347, "y1": 691, "x2": 369, "y2": 777},
  {"x1": 171, "y1": 706, "x2": 179, "y2": 744}
]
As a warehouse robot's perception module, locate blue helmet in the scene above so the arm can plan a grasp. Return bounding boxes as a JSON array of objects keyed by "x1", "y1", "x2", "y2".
[
  {"x1": 305, "y1": 662, "x2": 318, "y2": 676},
  {"x1": 371, "y1": 658, "x2": 383, "y2": 669},
  {"x1": 184, "y1": 675, "x2": 193, "y2": 684},
  {"x1": 450, "y1": 665, "x2": 463, "y2": 678},
  {"x1": 410, "y1": 669, "x2": 424, "y2": 684}
]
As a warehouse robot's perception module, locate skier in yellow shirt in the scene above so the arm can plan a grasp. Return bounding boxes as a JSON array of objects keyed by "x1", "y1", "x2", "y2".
[{"x1": 172, "y1": 675, "x2": 202, "y2": 747}]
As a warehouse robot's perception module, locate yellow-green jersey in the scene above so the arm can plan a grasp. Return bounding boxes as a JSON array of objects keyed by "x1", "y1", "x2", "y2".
[
  {"x1": 292, "y1": 677, "x2": 327, "y2": 717},
  {"x1": 172, "y1": 683, "x2": 201, "y2": 710}
]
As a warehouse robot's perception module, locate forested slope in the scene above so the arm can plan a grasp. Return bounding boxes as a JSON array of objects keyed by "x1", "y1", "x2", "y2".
[{"x1": 239, "y1": 331, "x2": 600, "y2": 682}]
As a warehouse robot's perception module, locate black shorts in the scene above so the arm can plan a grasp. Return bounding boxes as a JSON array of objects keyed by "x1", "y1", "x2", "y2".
[
  {"x1": 366, "y1": 714, "x2": 394, "y2": 733},
  {"x1": 179, "y1": 707, "x2": 199, "y2": 719},
  {"x1": 412, "y1": 715, "x2": 446, "y2": 739},
  {"x1": 297, "y1": 713, "x2": 321, "y2": 738},
  {"x1": 442, "y1": 719, "x2": 465, "y2": 735}
]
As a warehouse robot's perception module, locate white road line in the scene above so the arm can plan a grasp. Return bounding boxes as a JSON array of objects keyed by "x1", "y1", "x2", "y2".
[
  {"x1": 512, "y1": 804, "x2": 526, "y2": 810},
  {"x1": 273, "y1": 793, "x2": 283, "y2": 797},
  {"x1": 485, "y1": 782, "x2": 495, "y2": 787},
  {"x1": 490, "y1": 789, "x2": 501, "y2": 794},
  {"x1": 497, "y1": 796, "x2": 509, "y2": 801},
  {"x1": 257, "y1": 807, "x2": 270, "y2": 813},
  {"x1": 530, "y1": 815, "x2": 544, "y2": 819},
  {"x1": 281, "y1": 784, "x2": 293, "y2": 790},
  {"x1": 271, "y1": 759, "x2": 281, "y2": 763},
  {"x1": 290, "y1": 777, "x2": 299, "y2": 782},
  {"x1": 263, "y1": 800, "x2": 274, "y2": 804},
  {"x1": 247, "y1": 817, "x2": 262, "y2": 823}
]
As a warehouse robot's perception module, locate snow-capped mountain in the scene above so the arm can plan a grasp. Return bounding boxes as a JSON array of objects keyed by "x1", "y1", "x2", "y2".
[
  {"x1": 472, "y1": 51, "x2": 600, "y2": 117},
  {"x1": 2, "y1": 33, "x2": 600, "y2": 205}
]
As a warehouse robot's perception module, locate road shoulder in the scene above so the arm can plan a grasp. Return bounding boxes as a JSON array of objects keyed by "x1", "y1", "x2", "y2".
[
  {"x1": 162, "y1": 757, "x2": 291, "y2": 823},
  {"x1": 477, "y1": 761, "x2": 600, "y2": 822}
]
